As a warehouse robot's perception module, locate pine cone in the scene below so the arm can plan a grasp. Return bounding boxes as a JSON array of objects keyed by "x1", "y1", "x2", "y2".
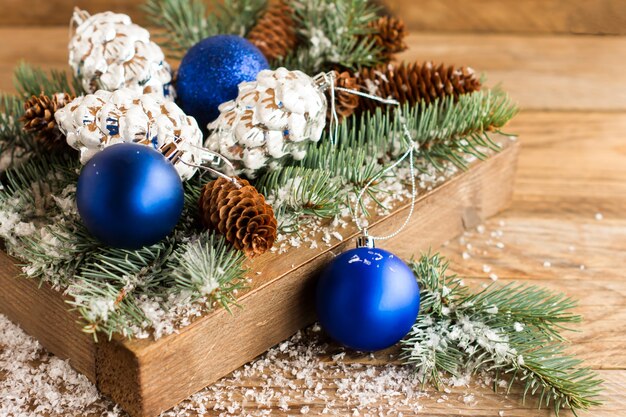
[
  {"x1": 368, "y1": 16, "x2": 408, "y2": 60},
  {"x1": 247, "y1": 1, "x2": 297, "y2": 61},
  {"x1": 207, "y1": 68, "x2": 327, "y2": 178},
  {"x1": 199, "y1": 177, "x2": 278, "y2": 257},
  {"x1": 55, "y1": 88, "x2": 203, "y2": 180},
  {"x1": 69, "y1": 9, "x2": 173, "y2": 98},
  {"x1": 356, "y1": 62, "x2": 482, "y2": 113},
  {"x1": 327, "y1": 70, "x2": 360, "y2": 122},
  {"x1": 21, "y1": 93, "x2": 73, "y2": 151}
]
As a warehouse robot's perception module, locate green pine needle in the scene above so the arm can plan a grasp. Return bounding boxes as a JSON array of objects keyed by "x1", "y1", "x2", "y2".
[
  {"x1": 278, "y1": 0, "x2": 383, "y2": 73},
  {"x1": 13, "y1": 62, "x2": 83, "y2": 98},
  {"x1": 401, "y1": 253, "x2": 603, "y2": 416},
  {"x1": 0, "y1": 153, "x2": 247, "y2": 340},
  {"x1": 144, "y1": 0, "x2": 267, "y2": 58}
]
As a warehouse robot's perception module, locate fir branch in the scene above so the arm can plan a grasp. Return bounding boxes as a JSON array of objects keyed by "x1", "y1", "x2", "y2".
[
  {"x1": 282, "y1": 0, "x2": 383, "y2": 73},
  {"x1": 13, "y1": 62, "x2": 83, "y2": 98},
  {"x1": 168, "y1": 231, "x2": 248, "y2": 312},
  {"x1": 67, "y1": 242, "x2": 173, "y2": 338},
  {"x1": 401, "y1": 253, "x2": 602, "y2": 416},
  {"x1": 0, "y1": 152, "x2": 248, "y2": 340},
  {"x1": 255, "y1": 88, "x2": 516, "y2": 231},
  {"x1": 144, "y1": 0, "x2": 267, "y2": 58},
  {"x1": 257, "y1": 166, "x2": 342, "y2": 231},
  {"x1": 297, "y1": 140, "x2": 392, "y2": 214},
  {"x1": 0, "y1": 94, "x2": 37, "y2": 172},
  {"x1": 337, "y1": 89, "x2": 518, "y2": 170},
  {"x1": 1, "y1": 63, "x2": 83, "y2": 172}
]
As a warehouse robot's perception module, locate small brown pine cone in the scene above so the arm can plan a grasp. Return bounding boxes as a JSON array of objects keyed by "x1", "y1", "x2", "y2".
[
  {"x1": 21, "y1": 92, "x2": 73, "y2": 151},
  {"x1": 368, "y1": 16, "x2": 408, "y2": 61},
  {"x1": 199, "y1": 177, "x2": 278, "y2": 257},
  {"x1": 356, "y1": 62, "x2": 482, "y2": 113},
  {"x1": 247, "y1": 1, "x2": 297, "y2": 61},
  {"x1": 327, "y1": 70, "x2": 360, "y2": 122}
]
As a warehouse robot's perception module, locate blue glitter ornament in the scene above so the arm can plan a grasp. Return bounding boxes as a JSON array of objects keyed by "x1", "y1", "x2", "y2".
[
  {"x1": 76, "y1": 143, "x2": 184, "y2": 249},
  {"x1": 316, "y1": 245, "x2": 420, "y2": 352},
  {"x1": 176, "y1": 35, "x2": 269, "y2": 129}
]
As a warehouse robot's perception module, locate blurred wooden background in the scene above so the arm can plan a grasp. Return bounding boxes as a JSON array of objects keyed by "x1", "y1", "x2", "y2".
[
  {"x1": 1, "y1": 0, "x2": 625, "y2": 107},
  {"x1": 0, "y1": 0, "x2": 625, "y2": 34}
]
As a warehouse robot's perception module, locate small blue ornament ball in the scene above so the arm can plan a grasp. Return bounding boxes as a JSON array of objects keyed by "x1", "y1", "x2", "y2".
[
  {"x1": 76, "y1": 143, "x2": 184, "y2": 250},
  {"x1": 176, "y1": 35, "x2": 269, "y2": 129},
  {"x1": 316, "y1": 247, "x2": 421, "y2": 352}
]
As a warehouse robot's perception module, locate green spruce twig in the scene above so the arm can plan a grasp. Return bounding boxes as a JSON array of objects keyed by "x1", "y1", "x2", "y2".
[
  {"x1": 401, "y1": 253, "x2": 603, "y2": 416},
  {"x1": 13, "y1": 62, "x2": 83, "y2": 98},
  {"x1": 0, "y1": 151, "x2": 248, "y2": 340},
  {"x1": 144, "y1": 0, "x2": 267, "y2": 58},
  {"x1": 280, "y1": 0, "x2": 383, "y2": 73}
]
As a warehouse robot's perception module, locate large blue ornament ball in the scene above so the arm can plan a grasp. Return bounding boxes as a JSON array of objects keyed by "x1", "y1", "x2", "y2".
[
  {"x1": 76, "y1": 143, "x2": 184, "y2": 250},
  {"x1": 176, "y1": 35, "x2": 269, "y2": 129},
  {"x1": 316, "y1": 247, "x2": 421, "y2": 352}
]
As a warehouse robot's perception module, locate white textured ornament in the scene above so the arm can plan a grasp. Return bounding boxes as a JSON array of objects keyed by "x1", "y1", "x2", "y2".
[
  {"x1": 206, "y1": 67, "x2": 327, "y2": 177},
  {"x1": 55, "y1": 88, "x2": 203, "y2": 180},
  {"x1": 69, "y1": 9, "x2": 174, "y2": 98}
]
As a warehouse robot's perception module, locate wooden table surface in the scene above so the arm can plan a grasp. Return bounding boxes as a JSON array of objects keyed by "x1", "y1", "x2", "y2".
[{"x1": 1, "y1": 26, "x2": 626, "y2": 416}]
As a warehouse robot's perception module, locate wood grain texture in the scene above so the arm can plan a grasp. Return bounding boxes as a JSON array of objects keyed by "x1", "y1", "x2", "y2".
[
  {"x1": 0, "y1": 0, "x2": 145, "y2": 26},
  {"x1": 3, "y1": 28, "x2": 626, "y2": 112},
  {"x1": 1, "y1": 0, "x2": 625, "y2": 35},
  {"x1": 0, "y1": 252, "x2": 97, "y2": 382},
  {"x1": 385, "y1": 0, "x2": 626, "y2": 35},
  {"x1": 395, "y1": 33, "x2": 626, "y2": 112}
]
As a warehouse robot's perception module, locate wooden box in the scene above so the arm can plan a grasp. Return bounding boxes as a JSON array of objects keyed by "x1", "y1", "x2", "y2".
[{"x1": 0, "y1": 140, "x2": 519, "y2": 417}]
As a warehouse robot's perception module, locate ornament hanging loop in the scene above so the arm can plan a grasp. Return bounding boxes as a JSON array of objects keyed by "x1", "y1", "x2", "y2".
[
  {"x1": 319, "y1": 70, "x2": 421, "y2": 245},
  {"x1": 179, "y1": 147, "x2": 243, "y2": 189},
  {"x1": 356, "y1": 230, "x2": 375, "y2": 249}
]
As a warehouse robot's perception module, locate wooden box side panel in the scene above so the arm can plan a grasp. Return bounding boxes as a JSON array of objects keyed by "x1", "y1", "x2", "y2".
[
  {"x1": 105, "y1": 256, "x2": 325, "y2": 417},
  {"x1": 380, "y1": 139, "x2": 519, "y2": 259},
  {"x1": 0, "y1": 253, "x2": 97, "y2": 382},
  {"x1": 102, "y1": 141, "x2": 520, "y2": 417}
]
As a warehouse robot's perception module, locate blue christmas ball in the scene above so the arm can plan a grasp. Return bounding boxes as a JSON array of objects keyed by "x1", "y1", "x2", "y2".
[
  {"x1": 176, "y1": 35, "x2": 269, "y2": 129},
  {"x1": 76, "y1": 143, "x2": 184, "y2": 249},
  {"x1": 316, "y1": 247, "x2": 421, "y2": 351}
]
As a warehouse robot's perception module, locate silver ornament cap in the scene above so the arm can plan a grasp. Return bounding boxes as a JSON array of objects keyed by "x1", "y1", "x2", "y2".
[{"x1": 356, "y1": 231, "x2": 375, "y2": 249}]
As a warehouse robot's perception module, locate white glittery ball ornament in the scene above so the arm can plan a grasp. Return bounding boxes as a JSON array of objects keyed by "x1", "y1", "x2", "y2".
[
  {"x1": 69, "y1": 8, "x2": 174, "y2": 98},
  {"x1": 205, "y1": 67, "x2": 328, "y2": 178},
  {"x1": 55, "y1": 88, "x2": 203, "y2": 180}
]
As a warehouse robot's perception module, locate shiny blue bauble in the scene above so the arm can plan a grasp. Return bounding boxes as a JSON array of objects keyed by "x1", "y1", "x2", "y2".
[
  {"x1": 316, "y1": 247, "x2": 421, "y2": 352},
  {"x1": 76, "y1": 143, "x2": 184, "y2": 250},
  {"x1": 176, "y1": 35, "x2": 269, "y2": 129}
]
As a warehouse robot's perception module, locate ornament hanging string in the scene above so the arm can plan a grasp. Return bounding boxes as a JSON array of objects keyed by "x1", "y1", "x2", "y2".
[
  {"x1": 324, "y1": 72, "x2": 418, "y2": 243},
  {"x1": 179, "y1": 144, "x2": 243, "y2": 189}
]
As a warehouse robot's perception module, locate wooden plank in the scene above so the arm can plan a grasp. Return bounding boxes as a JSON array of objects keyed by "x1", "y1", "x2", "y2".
[
  {"x1": 179, "y1": 368, "x2": 626, "y2": 416},
  {"x1": 0, "y1": 140, "x2": 519, "y2": 416},
  {"x1": 396, "y1": 34, "x2": 626, "y2": 112},
  {"x1": 1, "y1": 0, "x2": 626, "y2": 35},
  {"x1": 509, "y1": 112, "x2": 626, "y2": 200},
  {"x1": 384, "y1": 0, "x2": 626, "y2": 35},
  {"x1": 0, "y1": 0, "x2": 146, "y2": 27},
  {"x1": 3, "y1": 28, "x2": 626, "y2": 112},
  {"x1": 0, "y1": 252, "x2": 97, "y2": 382}
]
